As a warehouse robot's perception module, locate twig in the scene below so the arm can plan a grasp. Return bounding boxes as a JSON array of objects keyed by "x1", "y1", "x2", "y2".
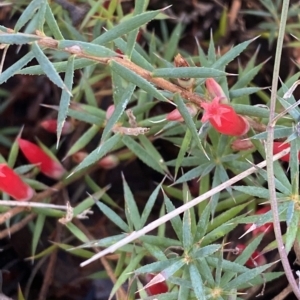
[
  {"x1": 0, "y1": 200, "x2": 68, "y2": 210},
  {"x1": 265, "y1": 0, "x2": 300, "y2": 299},
  {"x1": 272, "y1": 284, "x2": 293, "y2": 300}
]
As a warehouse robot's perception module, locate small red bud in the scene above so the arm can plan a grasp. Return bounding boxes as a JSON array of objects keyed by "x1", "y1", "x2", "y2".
[
  {"x1": 244, "y1": 206, "x2": 273, "y2": 236},
  {"x1": 201, "y1": 97, "x2": 249, "y2": 136},
  {"x1": 144, "y1": 273, "x2": 168, "y2": 296},
  {"x1": 17, "y1": 138, "x2": 66, "y2": 180},
  {"x1": 72, "y1": 151, "x2": 87, "y2": 164},
  {"x1": 273, "y1": 142, "x2": 299, "y2": 162},
  {"x1": 40, "y1": 119, "x2": 74, "y2": 135},
  {"x1": 106, "y1": 105, "x2": 115, "y2": 120},
  {"x1": 205, "y1": 78, "x2": 227, "y2": 103},
  {"x1": 166, "y1": 103, "x2": 198, "y2": 122},
  {"x1": 98, "y1": 155, "x2": 119, "y2": 169},
  {"x1": 236, "y1": 244, "x2": 266, "y2": 268},
  {"x1": 0, "y1": 163, "x2": 34, "y2": 201}
]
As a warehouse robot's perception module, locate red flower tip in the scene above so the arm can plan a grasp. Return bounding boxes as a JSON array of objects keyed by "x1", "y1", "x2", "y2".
[
  {"x1": 244, "y1": 206, "x2": 273, "y2": 236},
  {"x1": 205, "y1": 78, "x2": 227, "y2": 103},
  {"x1": 98, "y1": 155, "x2": 119, "y2": 170},
  {"x1": 201, "y1": 97, "x2": 249, "y2": 136},
  {"x1": 145, "y1": 273, "x2": 168, "y2": 296},
  {"x1": 166, "y1": 103, "x2": 198, "y2": 122},
  {"x1": 106, "y1": 105, "x2": 115, "y2": 120},
  {"x1": 40, "y1": 119, "x2": 74, "y2": 135},
  {"x1": 236, "y1": 244, "x2": 266, "y2": 268},
  {"x1": 273, "y1": 142, "x2": 299, "y2": 162},
  {"x1": 17, "y1": 138, "x2": 66, "y2": 180},
  {"x1": 0, "y1": 164, "x2": 34, "y2": 201}
]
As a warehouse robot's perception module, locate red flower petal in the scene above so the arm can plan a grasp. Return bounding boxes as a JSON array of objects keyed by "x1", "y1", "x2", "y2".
[
  {"x1": 0, "y1": 164, "x2": 34, "y2": 201},
  {"x1": 166, "y1": 103, "x2": 198, "y2": 122},
  {"x1": 205, "y1": 78, "x2": 227, "y2": 102},
  {"x1": 17, "y1": 138, "x2": 66, "y2": 180},
  {"x1": 40, "y1": 119, "x2": 74, "y2": 135},
  {"x1": 201, "y1": 97, "x2": 249, "y2": 136},
  {"x1": 273, "y1": 142, "x2": 295, "y2": 162},
  {"x1": 236, "y1": 244, "x2": 266, "y2": 268},
  {"x1": 145, "y1": 273, "x2": 168, "y2": 296}
]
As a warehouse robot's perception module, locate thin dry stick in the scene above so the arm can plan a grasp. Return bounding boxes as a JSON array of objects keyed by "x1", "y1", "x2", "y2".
[
  {"x1": 272, "y1": 284, "x2": 293, "y2": 300},
  {"x1": 80, "y1": 149, "x2": 290, "y2": 267},
  {"x1": 73, "y1": 219, "x2": 127, "y2": 300},
  {"x1": 265, "y1": 0, "x2": 300, "y2": 299}
]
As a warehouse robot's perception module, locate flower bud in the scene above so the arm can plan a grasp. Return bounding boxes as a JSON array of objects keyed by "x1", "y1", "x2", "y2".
[
  {"x1": 17, "y1": 138, "x2": 66, "y2": 180},
  {"x1": 174, "y1": 53, "x2": 195, "y2": 89},
  {"x1": 98, "y1": 155, "x2": 119, "y2": 169},
  {"x1": 106, "y1": 105, "x2": 115, "y2": 120},
  {"x1": 235, "y1": 244, "x2": 266, "y2": 268},
  {"x1": 166, "y1": 103, "x2": 198, "y2": 122},
  {"x1": 0, "y1": 163, "x2": 34, "y2": 201},
  {"x1": 205, "y1": 78, "x2": 228, "y2": 103},
  {"x1": 144, "y1": 273, "x2": 168, "y2": 296},
  {"x1": 201, "y1": 97, "x2": 250, "y2": 136},
  {"x1": 40, "y1": 119, "x2": 74, "y2": 135},
  {"x1": 272, "y1": 141, "x2": 299, "y2": 162},
  {"x1": 244, "y1": 206, "x2": 273, "y2": 236}
]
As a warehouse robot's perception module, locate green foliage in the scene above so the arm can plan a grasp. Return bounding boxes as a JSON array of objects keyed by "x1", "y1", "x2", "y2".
[{"x1": 1, "y1": 0, "x2": 299, "y2": 299}]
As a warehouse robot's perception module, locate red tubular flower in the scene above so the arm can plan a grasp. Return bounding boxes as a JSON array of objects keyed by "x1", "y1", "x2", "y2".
[
  {"x1": 166, "y1": 103, "x2": 198, "y2": 122},
  {"x1": 145, "y1": 273, "x2": 168, "y2": 296},
  {"x1": 205, "y1": 78, "x2": 227, "y2": 103},
  {"x1": 0, "y1": 163, "x2": 34, "y2": 201},
  {"x1": 244, "y1": 206, "x2": 273, "y2": 236},
  {"x1": 40, "y1": 119, "x2": 74, "y2": 135},
  {"x1": 236, "y1": 244, "x2": 266, "y2": 268},
  {"x1": 273, "y1": 142, "x2": 300, "y2": 162},
  {"x1": 17, "y1": 138, "x2": 66, "y2": 180},
  {"x1": 201, "y1": 97, "x2": 249, "y2": 136}
]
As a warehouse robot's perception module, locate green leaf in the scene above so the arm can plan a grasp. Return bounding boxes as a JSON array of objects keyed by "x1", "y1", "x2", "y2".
[
  {"x1": 65, "y1": 125, "x2": 101, "y2": 158},
  {"x1": 93, "y1": 9, "x2": 162, "y2": 45},
  {"x1": 164, "y1": 23, "x2": 184, "y2": 61},
  {"x1": 233, "y1": 186, "x2": 274, "y2": 199},
  {"x1": 31, "y1": 42, "x2": 69, "y2": 92},
  {"x1": 189, "y1": 264, "x2": 206, "y2": 300},
  {"x1": 286, "y1": 210, "x2": 299, "y2": 253},
  {"x1": 0, "y1": 51, "x2": 35, "y2": 84},
  {"x1": 182, "y1": 209, "x2": 193, "y2": 250},
  {"x1": 224, "y1": 262, "x2": 275, "y2": 290},
  {"x1": 164, "y1": 193, "x2": 182, "y2": 242},
  {"x1": 70, "y1": 133, "x2": 121, "y2": 175},
  {"x1": 140, "y1": 183, "x2": 161, "y2": 227},
  {"x1": 122, "y1": 135, "x2": 166, "y2": 175},
  {"x1": 31, "y1": 212, "x2": 46, "y2": 258},
  {"x1": 101, "y1": 83, "x2": 136, "y2": 143},
  {"x1": 213, "y1": 37, "x2": 257, "y2": 69},
  {"x1": 14, "y1": 0, "x2": 42, "y2": 31},
  {"x1": 45, "y1": 2, "x2": 64, "y2": 40},
  {"x1": 96, "y1": 201, "x2": 129, "y2": 232},
  {"x1": 173, "y1": 94, "x2": 204, "y2": 153},
  {"x1": 152, "y1": 67, "x2": 226, "y2": 78},
  {"x1": 175, "y1": 129, "x2": 192, "y2": 178},
  {"x1": 66, "y1": 222, "x2": 89, "y2": 243},
  {"x1": 57, "y1": 55, "x2": 74, "y2": 146},
  {"x1": 195, "y1": 202, "x2": 211, "y2": 241},
  {"x1": 110, "y1": 60, "x2": 167, "y2": 102},
  {"x1": 58, "y1": 40, "x2": 117, "y2": 57},
  {"x1": 191, "y1": 244, "x2": 221, "y2": 259},
  {"x1": 122, "y1": 174, "x2": 141, "y2": 230},
  {"x1": 0, "y1": 33, "x2": 41, "y2": 44}
]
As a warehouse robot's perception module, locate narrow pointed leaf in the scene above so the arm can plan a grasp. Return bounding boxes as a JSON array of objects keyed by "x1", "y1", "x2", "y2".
[
  {"x1": 122, "y1": 175, "x2": 141, "y2": 230},
  {"x1": 93, "y1": 9, "x2": 162, "y2": 45},
  {"x1": 57, "y1": 55, "x2": 74, "y2": 147},
  {"x1": 71, "y1": 133, "x2": 121, "y2": 174},
  {"x1": 189, "y1": 264, "x2": 205, "y2": 300},
  {"x1": 122, "y1": 135, "x2": 166, "y2": 175},
  {"x1": 31, "y1": 42, "x2": 68, "y2": 92},
  {"x1": 101, "y1": 83, "x2": 136, "y2": 143},
  {"x1": 0, "y1": 33, "x2": 41, "y2": 44}
]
